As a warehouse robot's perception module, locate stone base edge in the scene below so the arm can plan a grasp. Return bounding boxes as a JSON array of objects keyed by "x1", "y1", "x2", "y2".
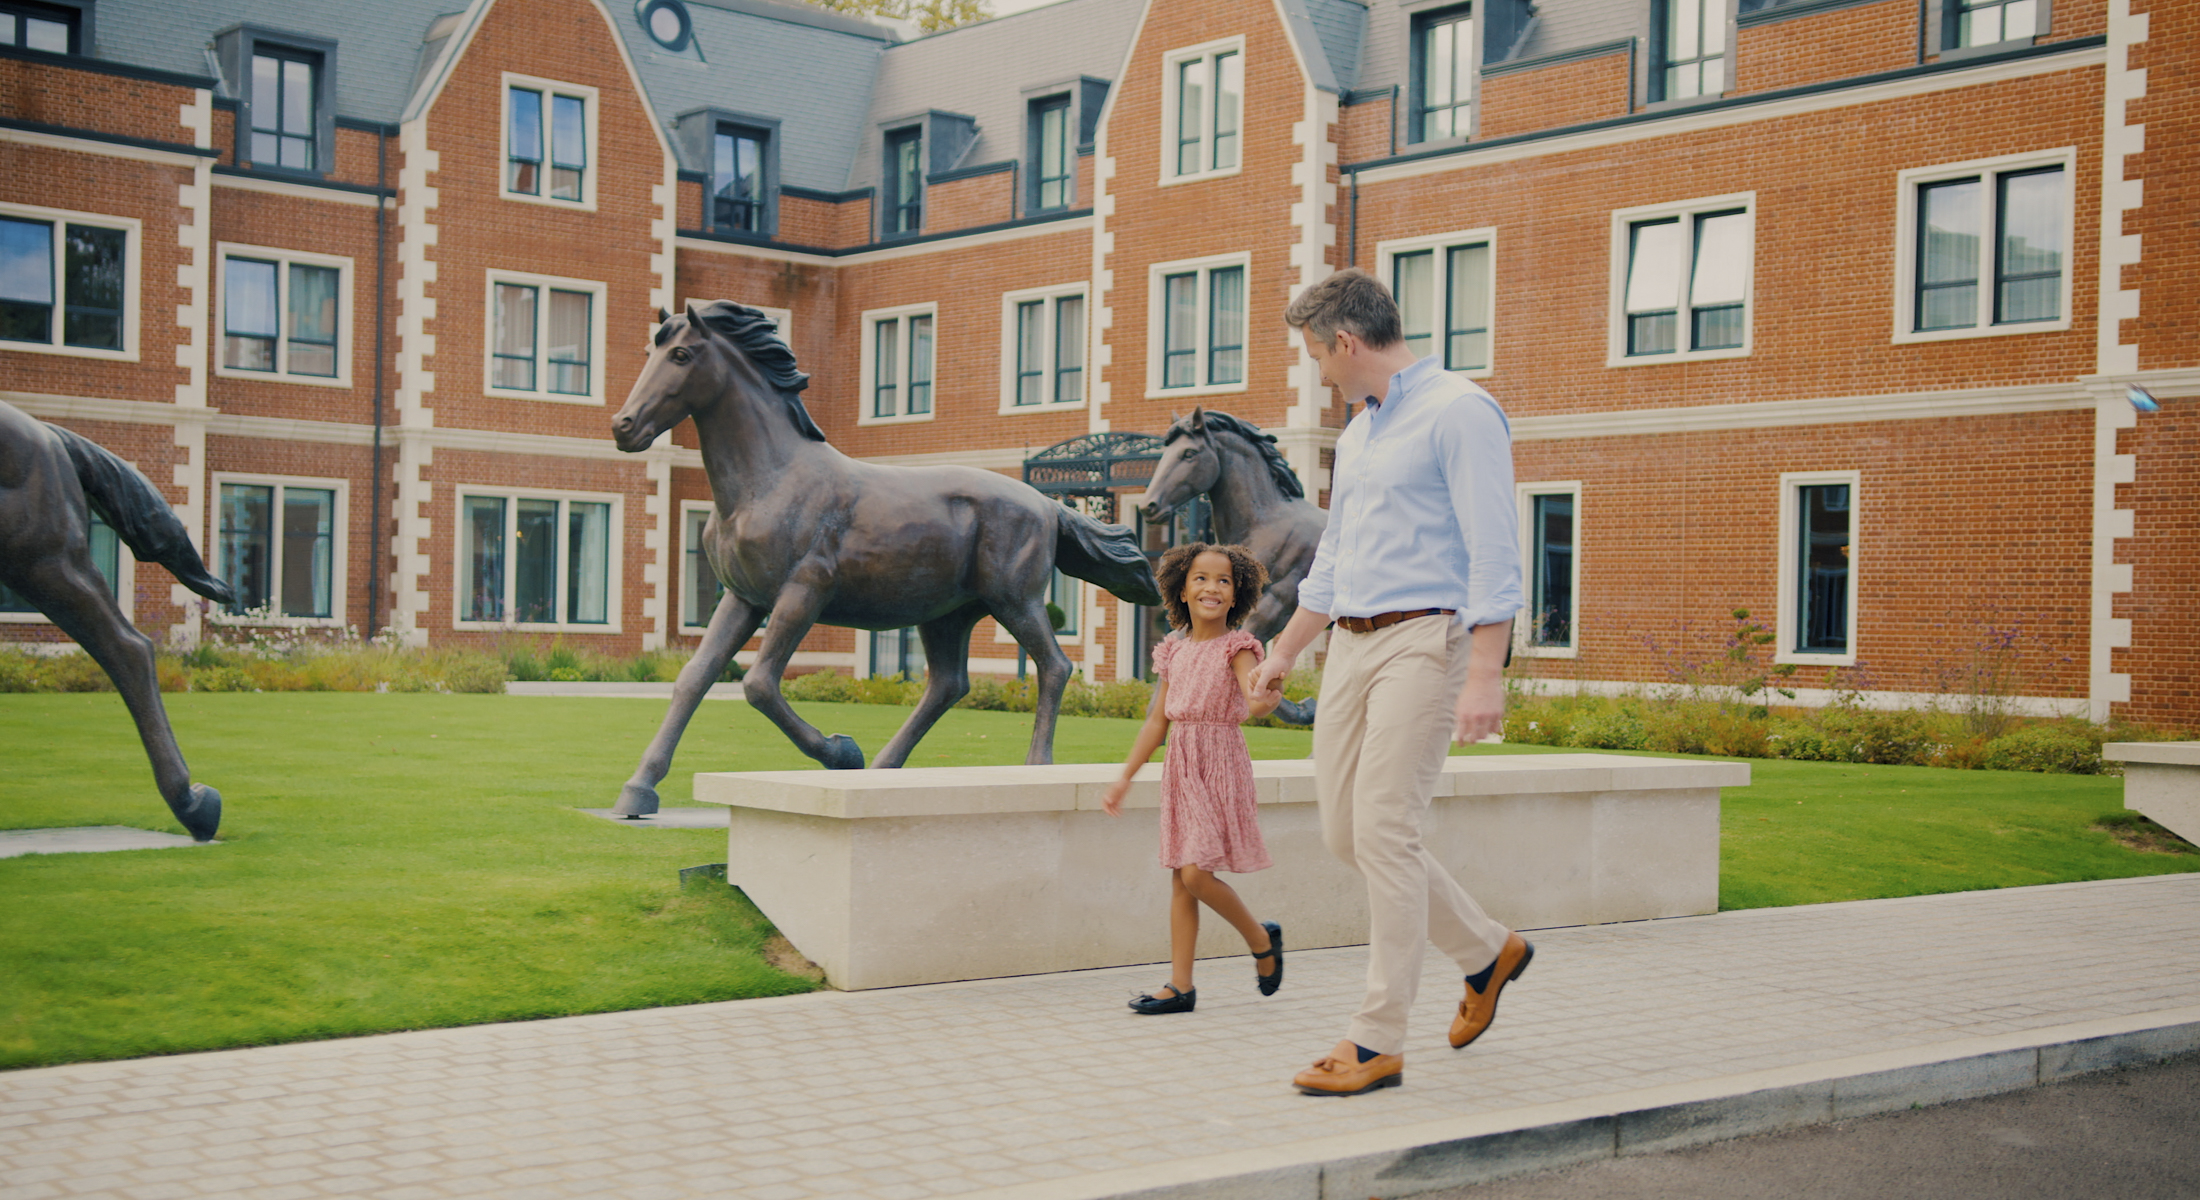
[{"x1": 961, "y1": 1006, "x2": 2200, "y2": 1200}]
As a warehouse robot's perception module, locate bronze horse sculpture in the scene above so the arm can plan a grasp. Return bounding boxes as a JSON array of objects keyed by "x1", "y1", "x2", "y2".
[
  {"x1": 1134, "y1": 407, "x2": 1328, "y2": 726},
  {"x1": 0, "y1": 399, "x2": 232, "y2": 840},
  {"x1": 609, "y1": 302, "x2": 1161, "y2": 813}
]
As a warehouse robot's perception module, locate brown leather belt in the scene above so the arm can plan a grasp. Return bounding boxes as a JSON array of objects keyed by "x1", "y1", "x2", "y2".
[{"x1": 1334, "y1": 608, "x2": 1453, "y2": 634}]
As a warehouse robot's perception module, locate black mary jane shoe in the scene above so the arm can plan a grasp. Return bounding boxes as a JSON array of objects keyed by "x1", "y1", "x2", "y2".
[
  {"x1": 1129, "y1": 984, "x2": 1196, "y2": 1014},
  {"x1": 1254, "y1": 921, "x2": 1284, "y2": 996}
]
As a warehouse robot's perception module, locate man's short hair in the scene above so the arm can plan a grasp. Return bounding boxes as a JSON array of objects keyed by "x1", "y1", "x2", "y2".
[{"x1": 1284, "y1": 267, "x2": 1403, "y2": 350}]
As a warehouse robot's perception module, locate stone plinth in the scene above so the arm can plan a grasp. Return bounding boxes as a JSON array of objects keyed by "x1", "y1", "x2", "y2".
[
  {"x1": 694, "y1": 753, "x2": 1748, "y2": 990},
  {"x1": 2103, "y1": 742, "x2": 2200, "y2": 846}
]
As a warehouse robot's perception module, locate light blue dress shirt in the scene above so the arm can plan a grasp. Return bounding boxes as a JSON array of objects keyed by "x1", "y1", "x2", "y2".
[{"x1": 1297, "y1": 355, "x2": 1524, "y2": 629}]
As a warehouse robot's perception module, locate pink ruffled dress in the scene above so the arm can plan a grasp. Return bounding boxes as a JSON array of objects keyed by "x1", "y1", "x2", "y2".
[{"x1": 1152, "y1": 629, "x2": 1273, "y2": 874}]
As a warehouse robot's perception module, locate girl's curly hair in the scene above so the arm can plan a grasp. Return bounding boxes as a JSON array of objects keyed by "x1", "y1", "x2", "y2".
[{"x1": 1155, "y1": 542, "x2": 1270, "y2": 631}]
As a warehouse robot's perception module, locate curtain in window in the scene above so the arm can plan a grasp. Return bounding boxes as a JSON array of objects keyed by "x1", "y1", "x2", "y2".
[
  {"x1": 907, "y1": 315, "x2": 934, "y2": 414},
  {"x1": 0, "y1": 217, "x2": 53, "y2": 343},
  {"x1": 279, "y1": 488, "x2": 334, "y2": 618},
  {"x1": 1664, "y1": 0, "x2": 1726, "y2": 99},
  {"x1": 873, "y1": 319, "x2": 899, "y2": 416},
  {"x1": 494, "y1": 284, "x2": 537, "y2": 390},
  {"x1": 547, "y1": 289, "x2": 590, "y2": 394},
  {"x1": 287, "y1": 263, "x2": 339, "y2": 376},
  {"x1": 223, "y1": 258, "x2": 279, "y2": 370},
  {"x1": 1208, "y1": 266, "x2": 1245, "y2": 385},
  {"x1": 1211, "y1": 52, "x2": 1242, "y2": 171},
  {"x1": 1176, "y1": 58, "x2": 1207, "y2": 176},
  {"x1": 219, "y1": 484, "x2": 275, "y2": 614},
  {"x1": 1446, "y1": 244, "x2": 1491, "y2": 369},
  {"x1": 461, "y1": 496, "x2": 506, "y2": 622},
  {"x1": 1689, "y1": 211, "x2": 1749, "y2": 350},
  {"x1": 1036, "y1": 100, "x2": 1071, "y2": 209},
  {"x1": 1393, "y1": 250, "x2": 1434, "y2": 360},
  {"x1": 252, "y1": 53, "x2": 316, "y2": 170},
  {"x1": 1420, "y1": 16, "x2": 1473, "y2": 140},
  {"x1": 1917, "y1": 178, "x2": 1981, "y2": 330},
  {"x1": 1054, "y1": 295, "x2": 1084, "y2": 403},
  {"x1": 566, "y1": 501, "x2": 610, "y2": 624},
  {"x1": 1015, "y1": 301, "x2": 1045, "y2": 406},
  {"x1": 1625, "y1": 219, "x2": 1682, "y2": 354},
  {"x1": 508, "y1": 88, "x2": 542, "y2": 194},
  {"x1": 1162, "y1": 273, "x2": 1197, "y2": 388},
  {"x1": 1997, "y1": 168, "x2": 2063, "y2": 323}
]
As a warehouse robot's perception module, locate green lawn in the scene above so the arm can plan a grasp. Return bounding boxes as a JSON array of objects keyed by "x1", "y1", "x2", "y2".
[{"x1": 1, "y1": 694, "x2": 2190, "y2": 1071}]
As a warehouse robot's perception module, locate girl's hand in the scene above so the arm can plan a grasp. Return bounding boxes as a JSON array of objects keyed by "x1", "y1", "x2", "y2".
[{"x1": 1102, "y1": 778, "x2": 1129, "y2": 817}]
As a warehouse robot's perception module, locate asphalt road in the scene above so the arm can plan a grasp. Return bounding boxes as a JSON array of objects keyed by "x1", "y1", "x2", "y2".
[{"x1": 1423, "y1": 1053, "x2": 2200, "y2": 1200}]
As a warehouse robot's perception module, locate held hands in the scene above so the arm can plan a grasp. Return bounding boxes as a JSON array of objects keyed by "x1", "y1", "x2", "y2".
[{"x1": 1250, "y1": 651, "x2": 1292, "y2": 702}]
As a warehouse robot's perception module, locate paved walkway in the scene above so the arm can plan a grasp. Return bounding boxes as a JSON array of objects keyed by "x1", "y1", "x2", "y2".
[{"x1": 5, "y1": 874, "x2": 2199, "y2": 1200}]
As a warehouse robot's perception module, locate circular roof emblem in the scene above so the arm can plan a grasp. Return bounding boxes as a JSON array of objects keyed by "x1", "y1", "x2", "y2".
[{"x1": 639, "y1": 0, "x2": 692, "y2": 52}]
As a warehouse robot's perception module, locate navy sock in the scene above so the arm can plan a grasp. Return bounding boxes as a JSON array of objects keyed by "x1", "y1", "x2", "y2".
[
  {"x1": 1355, "y1": 1043, "x2": 1381, "y2": 1063},
  {"x1": 1464, "y1": 957, "x2": 1498, "y2": 993}
]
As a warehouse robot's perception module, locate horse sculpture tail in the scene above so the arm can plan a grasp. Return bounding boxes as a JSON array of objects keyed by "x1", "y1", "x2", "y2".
[
  {"x1": 1053, "y1": 506, "x2": 1162, "y2": 606},
  {"x1": 53, "y1": 425, "x2": 236, "y2": 605}
]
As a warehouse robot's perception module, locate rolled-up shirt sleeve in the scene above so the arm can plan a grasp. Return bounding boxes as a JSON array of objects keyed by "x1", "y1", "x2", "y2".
[{"x1": 1438, "y1": 392, "x2": 1523, "y2": 629}]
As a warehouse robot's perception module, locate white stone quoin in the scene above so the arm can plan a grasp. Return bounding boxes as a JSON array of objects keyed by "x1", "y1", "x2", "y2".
[
  {"x1": 695, "y1": 754, "x2": 1748, "y2": 990},
  {"x1": 2103, "y1": 742, "x2": 2200, "y2": 847}
]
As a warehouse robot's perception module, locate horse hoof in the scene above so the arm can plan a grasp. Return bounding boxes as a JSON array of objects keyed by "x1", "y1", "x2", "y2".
[
  {"x1": 1273, "y1": 696, "x2": 1318, "y2": 728},
  {"x1": 613, "y1": 781, "x2": 661, "y2": 817},
  {"x1": 820, "y1": 734, "x2": 865, "y2": 770},
  {"x1": 174, "y1": 782, "x2": 221, "y2": 842}
]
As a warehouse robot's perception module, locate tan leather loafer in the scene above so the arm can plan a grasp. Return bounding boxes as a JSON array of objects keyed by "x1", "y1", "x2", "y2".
[
  {"x1": 1450, "y1": 932, "x2": 1534, "y2": 1049},
  {"x1": 1293, "y1": 1052, "x2": 1403, "y2": 1096}
]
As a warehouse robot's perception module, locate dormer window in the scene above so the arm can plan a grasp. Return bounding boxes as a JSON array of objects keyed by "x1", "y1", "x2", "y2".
[
  {"x1": 884, "y1": 126, "x2": 922, "y2": 235},
  {"x1": 0, "y1": 0, "x2": 81, "y2": 53},
  {"x1": 1031, "y1": 95, "x2": 1072, "y2": 211},
  {"x1": 250, "y1": 47, "x2": 319, "y2": 171}
]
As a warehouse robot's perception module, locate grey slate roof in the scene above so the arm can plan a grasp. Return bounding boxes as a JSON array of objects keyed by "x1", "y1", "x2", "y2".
[
  {"x1": 848, "y1": 0, "x2": 1143, "y2": 193},
  {"x1": 1297, "y1": 0, "x2": 1367, "y2": 93},
  {"x1": 90, "y1": 0, "x2": 464, "y2": 125},
  {"x1": 1355, "y1": 0, "x2": 1647, "y2": 98}
]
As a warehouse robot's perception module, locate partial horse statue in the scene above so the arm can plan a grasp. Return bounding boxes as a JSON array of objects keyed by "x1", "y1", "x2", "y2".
[
  {"x1": 608, "y1": 302, "x2": 1162, "y2": 813},
  {"x1": 0, "y1": 400, "x2": 233, "y2": 841},
  {"x1": 1134, "y1": 407, "x2": 1328, "y2": 726}
]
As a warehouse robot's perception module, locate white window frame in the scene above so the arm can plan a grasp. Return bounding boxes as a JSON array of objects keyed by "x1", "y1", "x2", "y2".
[
  {"x1": 679, "y1": 499, "x2": 720, "y2": 633},
  {"x1": 1890, "y1": 147, "x2": 2075, "y2": 345},
  {"x1": 998, "y1": 282, "x2": 1089, "y2": 414},
  {"x1": 1514, "y1": 480, "x2": 1581, "y2": 659},
  {"x1": 482, "y1": 269, "x2": 608, "y2": 405},
  {"x1": 1376, "y1": 227, "x2": 1498, "y2": 379},
  {"x1": 1775, "y1": 469, "x2": 1860, "y2": 668},
  {"x1": 500, "y1": 73, "x2": 600, "y2": 211},
  {"x1": 206, "y1": 472, "x2": 350, "y2": 628},
  {"x1": 858, "y1": 302, "x2": 938, "y2": 426},
  {"x1": 450, "y1": 486, "x2": 625, "y2": 633},
  {"x1": 1158, "y1": 36, "x2": 1246, "y2": 187},
  {"x1": 0, "y1": 523, "x2": 134, "y2": 625},
  {"x1": 681, "y1": 299, "x2": 792, "y2": 355},
  {"x1": 1145, "y1": 251, "x2": 1251, "y2": 400},
  {"x1": 213, "y1": 242, "x2": 354, "y2": 388},
  {"x1": 1606, "y1": 192, "x2": 1756, "y2": 367},
  {"x1": 0, "y1": 200, "x2": 141, "y2": 362}
]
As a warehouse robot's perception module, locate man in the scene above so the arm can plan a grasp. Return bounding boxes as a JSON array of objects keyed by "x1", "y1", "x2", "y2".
[{"x1": 1252, "y1": 267, "x2": 1531, "y2": 1097}]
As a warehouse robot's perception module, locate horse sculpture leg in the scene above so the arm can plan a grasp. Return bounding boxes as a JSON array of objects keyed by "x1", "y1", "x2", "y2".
[
  {"x1": 994, "y1": 597, "x2": 1072, "y2": 765},
  {"x1": 742, "y1": 585, "x2": 865, "y2": 770},
  {"x1": 869, "y1": 606, "x2": 984, "y2": 769},
  {"x1": 12, "y1": 555, "x2": 220, "y2": 841},
  {"x1": 615, "y1": 591, "x2": 762, "y2": 816}
]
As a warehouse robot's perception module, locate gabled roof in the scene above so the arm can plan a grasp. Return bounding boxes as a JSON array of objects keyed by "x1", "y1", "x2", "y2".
[
  {"x1": 849, "y1": 0, "x2": 1143, "y2": 192},
  {"x1": 1278, "y1": 0, "x2": 1368, "y2": 94}
]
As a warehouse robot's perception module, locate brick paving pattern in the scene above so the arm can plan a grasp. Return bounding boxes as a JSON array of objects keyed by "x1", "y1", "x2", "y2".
[{"x1": 4, "y1": 873, "x2": 2198, "y2": 1199}]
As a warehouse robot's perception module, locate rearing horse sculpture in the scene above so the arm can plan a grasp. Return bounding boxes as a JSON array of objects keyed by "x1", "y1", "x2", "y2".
[
  {"x1": 1135, "y1": 407, "x2": 1328, "y2": 726},
  {"x1": 0, "y1": 399, "x2": 232, "y2": 840},
  {"x1": 610, "y1": 302, "x2": 1161, "y2": 813}
]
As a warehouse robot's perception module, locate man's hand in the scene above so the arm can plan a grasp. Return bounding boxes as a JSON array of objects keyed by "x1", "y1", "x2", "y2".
[
  {"x1": 1452, "y1": 674, "x2": 1505, "y2": 745},
  {"x1": 1251, "y1": 651, "x2": 1292, "y2": 698}
]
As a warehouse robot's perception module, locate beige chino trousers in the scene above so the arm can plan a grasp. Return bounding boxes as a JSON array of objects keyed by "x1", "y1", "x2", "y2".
[{"x1": 1314, "y1": 613, "x2": 1512, "y2": 1055}]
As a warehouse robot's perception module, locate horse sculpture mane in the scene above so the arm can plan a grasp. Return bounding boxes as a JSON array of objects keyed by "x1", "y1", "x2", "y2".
[
  {"x1": 667, "y1": 301, "x2": 828, "y2": 443},
  {"x1": 1165, "y1": 410, "x2": 1305, "y2": 500}
]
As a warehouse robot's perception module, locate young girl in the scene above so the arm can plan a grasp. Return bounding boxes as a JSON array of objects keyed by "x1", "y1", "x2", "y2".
[{"x1": 1103, "y1": 542, "x2": 1285, "y2": 1013}]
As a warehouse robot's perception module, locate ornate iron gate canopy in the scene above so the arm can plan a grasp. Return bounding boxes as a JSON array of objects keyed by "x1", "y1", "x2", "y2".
[{"x1": 1021, "y1": 431, "x2": 1166, "y2": 497}]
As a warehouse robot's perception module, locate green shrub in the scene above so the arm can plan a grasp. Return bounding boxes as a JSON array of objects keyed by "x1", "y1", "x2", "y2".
[
  {"x1": 850, "y1": 673, "x2": 923, "y2": 705},
  {"x1": 191, "y1": 665, "x2": 255, "y2": 693},
  {"x1": 959, "y1": 675, "x2": 1037, "y2": 712},
  {"x1": 0, "y1": 651, "x2": 43, "y2": 693},
  {"x1": 1566, "y1": 705, "x2": 1650, "y2": 751},
  {"x1": 438, "y1": 655, "x2": 511, "y2": 694},
  {"x1": 782, "y1": 669, "x2": 857, "y2": 704},
  {"x1": 1980, "y1": 723, "x2": 2105, "y2": 774}
]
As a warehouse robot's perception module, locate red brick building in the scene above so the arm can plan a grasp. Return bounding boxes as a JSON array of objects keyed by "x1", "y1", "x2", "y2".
[{"x1": 2, "y1": 0, "x2": 2192, "y2": 725}]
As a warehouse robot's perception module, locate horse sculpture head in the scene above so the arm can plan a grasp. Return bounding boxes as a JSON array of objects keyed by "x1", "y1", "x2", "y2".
[
  {"x1": 612, "y1": 301, "x2": 826, "y2": 452},
  {"x1": 1136, "y1": 408, "x2": 1304, "y2": 522}
]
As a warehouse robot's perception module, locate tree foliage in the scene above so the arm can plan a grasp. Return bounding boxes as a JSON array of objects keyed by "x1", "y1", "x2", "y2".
[{"x1": 801, "y1": 0, "x2": 993, "y2": 33}]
